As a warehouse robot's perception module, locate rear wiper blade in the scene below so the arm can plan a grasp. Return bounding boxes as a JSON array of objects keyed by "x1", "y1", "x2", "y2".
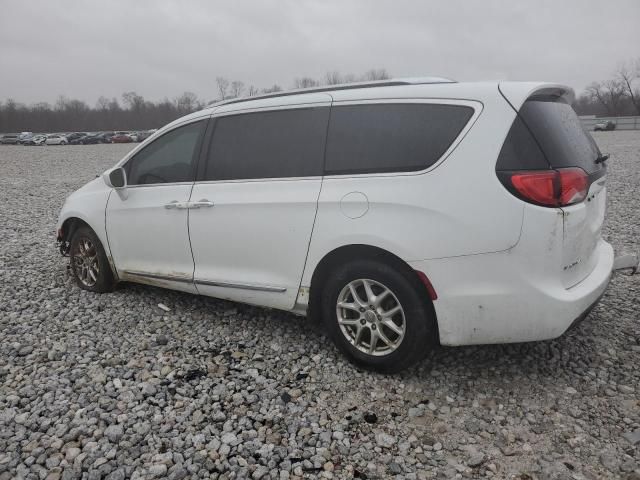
[{"x1": 595, "y1": 154, "x2": 610, "y2": 165}]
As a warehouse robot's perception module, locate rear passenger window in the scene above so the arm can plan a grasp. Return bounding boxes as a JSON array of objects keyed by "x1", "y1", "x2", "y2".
[
  {"x1": 324, "y1": 103, "x2": 474, "y2": 175},
  {"x1": 205, "y1": 107, "x2": 329, "y2": 181}
]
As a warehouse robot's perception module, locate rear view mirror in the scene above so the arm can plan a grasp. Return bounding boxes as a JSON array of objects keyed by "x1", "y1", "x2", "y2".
[{"x1": 104, "y1": 167, "x2": 127, "y2": 189}]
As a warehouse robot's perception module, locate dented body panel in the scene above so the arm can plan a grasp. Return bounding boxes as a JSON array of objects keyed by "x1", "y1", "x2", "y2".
[
  {"x1": 410, "y1": 200, "x2": 613, "y2": 345},
  {"x1": 560, "y1": 181, "x2": 607, "y2": 288}
]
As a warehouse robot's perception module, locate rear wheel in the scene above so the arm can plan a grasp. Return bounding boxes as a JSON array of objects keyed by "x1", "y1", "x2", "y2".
[
  {"x1": 320, "y1": 259, "x2": 436, "y2": 373},
  {"x1": 70, "y1": 226, "x2": 115, "y2": 293}
]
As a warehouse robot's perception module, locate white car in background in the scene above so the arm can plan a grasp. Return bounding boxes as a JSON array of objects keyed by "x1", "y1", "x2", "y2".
[
  {"x1": 45, "y1": 134, "x2": 68, "y2": 145},
  {"x1": 56, "y1": 78, "x2": 625, "y2": 372}
]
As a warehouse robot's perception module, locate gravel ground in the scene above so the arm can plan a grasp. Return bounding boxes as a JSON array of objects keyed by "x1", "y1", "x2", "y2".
[{"x1": 0, "y1": 132, "x2": 638, "y2": 480}]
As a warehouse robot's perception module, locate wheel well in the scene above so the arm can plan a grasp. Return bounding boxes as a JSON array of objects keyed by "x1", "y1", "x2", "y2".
[
  {"x1": 308, "y1": 244, "x2": 438, "y2": 338},
  {"x1": 59, "y1": 217, "x2": 118, "y2": 280},
  {"x1": 60, "y1": 217, "x2": 91, "y2": 244}
]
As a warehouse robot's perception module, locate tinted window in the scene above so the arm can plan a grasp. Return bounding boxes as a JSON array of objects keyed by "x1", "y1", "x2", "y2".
[
  {"x1": 517, "y1": 98, "x2": 601, "y2": 174},
  {"x1": 205, "y1": 107, "x2": 329, "y2": 181},
  {"x1": 496, "y1": 116, "x2": 550, "y2": 170},
  {"x1": 324, "y1": 103, "x2": 474, "y2": 175},
  {"x1": 126, "y1": 121, "x2": 205, "y2": 185}
]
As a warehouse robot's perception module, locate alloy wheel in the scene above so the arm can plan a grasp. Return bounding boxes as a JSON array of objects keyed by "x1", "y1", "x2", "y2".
[
  {"x1": 72, "y1": 237, "x2": 99, "y2": 287},
  {"x1": 336, "y1": 278, "x2": 406, "y2": 356}
]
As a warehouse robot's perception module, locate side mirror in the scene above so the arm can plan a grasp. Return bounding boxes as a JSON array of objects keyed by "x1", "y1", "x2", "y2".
[{"x1": 104, "y1": 167, "x2": 127, "y2": 189}]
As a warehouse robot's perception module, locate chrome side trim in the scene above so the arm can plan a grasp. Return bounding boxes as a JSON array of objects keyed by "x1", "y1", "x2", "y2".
[
  {"x1": 122, "y1": 270, "x2": 193, "y2": 283},
  {"x1": 195, "y1": 279, "x2": 286, "y2": 293},
  {"x1": 121, "y1": 271, "x2": 286, "y2": 292}
]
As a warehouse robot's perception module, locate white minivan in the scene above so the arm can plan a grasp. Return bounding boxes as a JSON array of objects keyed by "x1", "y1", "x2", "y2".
[{"x1": 57, "y1": 78, "x2": 617, "y2": 372}]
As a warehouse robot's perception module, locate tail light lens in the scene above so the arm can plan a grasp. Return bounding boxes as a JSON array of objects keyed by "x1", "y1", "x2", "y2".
[{"x1": 501, "y1": 167, "x2": 589, "y2": 207}]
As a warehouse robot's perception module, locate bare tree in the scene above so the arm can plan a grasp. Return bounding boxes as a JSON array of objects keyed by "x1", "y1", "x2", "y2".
[
  {"x1": 294, "y1": 77, "x2": 319, "y2": 89},
  {"x1": 107, "y1": 98, "x2": 120, "y2": 112},
  {"x1": 230, "y1": 81, "x2": 245, "y2": 98},
  {"x1": 247, "y1": 85, "x2": 259, "y2": 96},
  {"x1": 342, "y1": 73, "x2": 358, "y2": 84},
  {"x1": 216, "y1": 77, "x2": 230, "y2": 100},
  {"x1": 324, "y1": 71, "x2": 342, "y2": 85},
  {"x1": 262, "y1": 84, "x2": 283, "y2": 94},
  {"x1": 32, "y1": 102, "x2": 51, "y2": 112},
  {"x1": 616, "y1": 59, "x2": 640, "y2": 115},
  {"x1": 586, "y1": 80, "x2": 627, "y2": 116},
  {"x1": 174, "y1": 92, "x2": 199, "y2": 113},
  {"x1": 55, "y1": 95, "x2": 69, "y2": 111},
  {"x1": 363, "y1": 68, "x2": 391, "y2": 81},
  {"x1": 96, "y1": 96, "x2": 110, "y2": 111},
  {"x1": 122, "y1": 92, "x2": 145, "y2": 111}
]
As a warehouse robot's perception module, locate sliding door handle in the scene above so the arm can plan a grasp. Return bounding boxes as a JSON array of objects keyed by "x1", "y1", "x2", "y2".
[{"x1": 190, "y1": 200, "x2": 214, "y2": 209}]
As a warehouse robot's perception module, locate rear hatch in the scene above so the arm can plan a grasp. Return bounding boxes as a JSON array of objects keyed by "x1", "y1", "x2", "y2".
[{"x1": 497, "y1": 87, "x2": 607, "y2": 288}]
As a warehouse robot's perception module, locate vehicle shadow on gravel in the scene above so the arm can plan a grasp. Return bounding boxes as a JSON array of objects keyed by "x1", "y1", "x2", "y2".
[{"x1": 113, "y1": 279, "x2": 610, "y2": 389}]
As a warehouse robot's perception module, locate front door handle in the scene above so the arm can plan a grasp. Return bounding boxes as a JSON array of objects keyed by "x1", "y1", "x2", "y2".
[
  {"x1": 164, "y1": 201, "x2": 190, "y2": 210},
  {"x1": 189, "y1": 199, "x2": 214, "y2": 209}
]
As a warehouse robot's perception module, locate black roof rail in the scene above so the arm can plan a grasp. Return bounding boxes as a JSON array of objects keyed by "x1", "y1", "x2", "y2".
[{"x1": 208, "y1": 77, "x2": 456, "y2": 108}]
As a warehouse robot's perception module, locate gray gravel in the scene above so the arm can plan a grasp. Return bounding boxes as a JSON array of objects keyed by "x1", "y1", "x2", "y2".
[{"x1": 0, "y1": 132, "x2": 639, "y2": 479}]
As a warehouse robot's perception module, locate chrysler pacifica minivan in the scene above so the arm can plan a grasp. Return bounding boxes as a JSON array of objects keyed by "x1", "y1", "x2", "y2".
[{"x1": 57, "y1": 78, "x2": 615, "y2": 372}]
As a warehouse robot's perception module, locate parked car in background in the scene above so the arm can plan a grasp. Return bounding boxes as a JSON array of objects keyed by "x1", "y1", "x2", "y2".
[
  {"x1": 22, "y1": 134, "x2": 47, "y2": 146},
  {"x1": 594, "y1": 120, "x2": 616, "y2": 131},
  {"x1": 127, "y1": 132, "x2": 139, "y2": 142},
  {"x1": 79, "y1": 134, "x2": 103, "y2": 144},
  {"x1": 66, "y1": 132, "x2": 86, "y2": 143},
  {"x1": 45, "y1": 134, "x2": 68, "y2": 145},
  {"x1": 135, "y1": 130, "x2": 154, "y2": 142},
  {"x1": 56, "y1": 79, "x2": 617, "y2": 372},
  {"x1": 0, "y1": 134, "x2": 20, "y2": 144},
  {"x1": 100, "y1": 132, "x2": 116, "y2": 143},
  {"x1": 18, "y1": 132, "x2": 34, "y2": 144},
  {"x1": 70, "y1": 134, "x2": 89, "y2": 145},
  {"x1": 111, "y1": 132, "x2": 133, "y2": 143}
]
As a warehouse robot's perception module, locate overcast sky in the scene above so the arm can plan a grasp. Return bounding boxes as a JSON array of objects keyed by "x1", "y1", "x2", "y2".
[{"x1": 1, "y1": 0, "x2": 639, "y2": 105}]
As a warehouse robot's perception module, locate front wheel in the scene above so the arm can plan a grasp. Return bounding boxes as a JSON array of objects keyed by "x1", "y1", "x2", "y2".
[
  {"x1": 70, "y1": 226, "x2": 115, "y2": 293},
  {"x1": 320, "y1": 259, "x2": 437, "y2": 373}
]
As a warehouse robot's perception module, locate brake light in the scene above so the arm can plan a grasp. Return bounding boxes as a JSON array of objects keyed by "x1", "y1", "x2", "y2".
[{"x1": 505, "y1": 167, "x2": 588, "y2": 207}]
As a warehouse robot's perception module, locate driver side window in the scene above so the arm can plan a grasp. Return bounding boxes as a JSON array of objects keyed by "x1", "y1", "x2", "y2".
[{"x1": 125, "y1": 120, "x2": 206, "y2": 185}]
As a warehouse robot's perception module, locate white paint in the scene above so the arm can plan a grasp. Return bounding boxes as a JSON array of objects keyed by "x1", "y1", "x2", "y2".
[
  {"x1": 57, "y1": 80, "x2": 615, "y2": 348},
  {"x1": 340, "y1": 192, "x2": 369, "y2": 219}
]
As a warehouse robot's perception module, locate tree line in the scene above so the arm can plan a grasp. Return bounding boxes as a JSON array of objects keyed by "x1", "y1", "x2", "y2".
[
  {"x1": 2, "y1": 60, "x2": 639, "y2": 133},
  {"x1": 573, "y1": 58, "x2": 640, "y2": 117},
  {"x1": 0, "y1": 69, "x2": 390, "y2": 133}
]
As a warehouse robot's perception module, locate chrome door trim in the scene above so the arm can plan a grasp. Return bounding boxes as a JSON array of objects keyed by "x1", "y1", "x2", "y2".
[
  {"x1": 122, "y1": 270, "x2": 193, "y2": 283},
  {"x1": 122, "y1": 271, "x2": 286, "y2": 293},
  {"x1": 195, "y1": 279, "x2": 286, "y2": 293}
]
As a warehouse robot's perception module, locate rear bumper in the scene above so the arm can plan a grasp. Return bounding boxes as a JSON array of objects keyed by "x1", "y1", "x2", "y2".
[{"x1": 409, "y1": 239, "x2": 613, "y2": 346}]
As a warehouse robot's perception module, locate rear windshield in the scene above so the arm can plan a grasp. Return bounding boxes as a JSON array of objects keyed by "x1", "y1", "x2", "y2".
[{"x1": 519, "y1": 98, "x2": 601, "y2": 174}]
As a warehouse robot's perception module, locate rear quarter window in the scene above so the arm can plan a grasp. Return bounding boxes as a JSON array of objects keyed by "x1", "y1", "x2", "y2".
[
  {"x1": 324, "y1": 103, "x2": 474, "y2": 175},
  {"x1": 500, "y1": 98, "x2": 602, "y2": 174}
]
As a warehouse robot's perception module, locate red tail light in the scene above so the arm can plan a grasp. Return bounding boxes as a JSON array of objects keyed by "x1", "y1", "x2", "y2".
[{"x1": 505, "y1": 167, "x2": 588, "y2": 207}]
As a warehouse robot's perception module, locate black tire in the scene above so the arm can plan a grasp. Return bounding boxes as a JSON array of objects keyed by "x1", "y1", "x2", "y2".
[
  {"x1": 69, "y1": 226, "x2": 115, "y2": 293},
  {"x1": 320, "y1": 259, "x2": 437, "y2": 373}
]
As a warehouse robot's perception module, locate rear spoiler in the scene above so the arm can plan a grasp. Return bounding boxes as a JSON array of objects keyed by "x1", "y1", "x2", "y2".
[{"x1": 498, "y1": 82, "x2": 574, "y2": 111}]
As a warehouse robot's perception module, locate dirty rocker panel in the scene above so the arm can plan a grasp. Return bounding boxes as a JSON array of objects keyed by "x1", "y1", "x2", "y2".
[
  {"x1": 194, "y1": 279, "x2": 286, "y2": 293},
  {"x1": 121, "y1": 270, "x2": 192, "y2": 283},
  {"x1": 121, "y1": 270, "x2": 286, "y2": 293}
]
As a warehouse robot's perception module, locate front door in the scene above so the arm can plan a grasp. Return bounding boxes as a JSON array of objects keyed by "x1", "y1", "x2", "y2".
[
  {"x1": 106, "y1": 118, "x2": 208, "y2": 293},
  {"x1": 188, "y1": 100, "x2": 331, "y2": 309}
]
